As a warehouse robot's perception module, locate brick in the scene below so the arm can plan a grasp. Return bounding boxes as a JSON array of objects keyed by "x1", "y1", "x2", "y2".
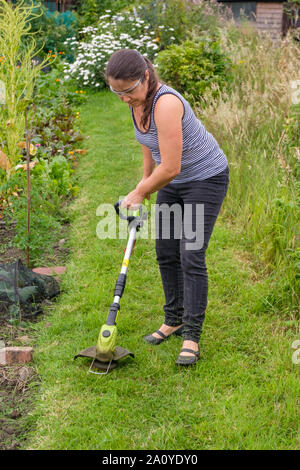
[
  {"x1": 0, "y1": 347, "x2": 33, "y2": 365},
  {"x1": 32, "y1": 266, "x2": 66, "y2": 276}
]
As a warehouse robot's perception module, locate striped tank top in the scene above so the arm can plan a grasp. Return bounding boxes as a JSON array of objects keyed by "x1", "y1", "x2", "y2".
[{"x1": 130, "y1": 84, "x2": 228, "y2": 183}]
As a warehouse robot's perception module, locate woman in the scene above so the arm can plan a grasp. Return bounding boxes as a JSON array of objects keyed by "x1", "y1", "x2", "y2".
[{"x1": 105, "y1": 49, "x2": 229, "y2": 366}]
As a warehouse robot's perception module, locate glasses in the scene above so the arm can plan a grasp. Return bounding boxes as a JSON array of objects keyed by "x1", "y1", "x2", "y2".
[{"x1": 109, "y1": 77, "x2": 142, "y2": 96}]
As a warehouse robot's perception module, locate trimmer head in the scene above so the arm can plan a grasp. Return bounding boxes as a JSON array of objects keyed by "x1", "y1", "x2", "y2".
[{"x1": 74, "y1": 345, "x2": 134, "y2": 374}]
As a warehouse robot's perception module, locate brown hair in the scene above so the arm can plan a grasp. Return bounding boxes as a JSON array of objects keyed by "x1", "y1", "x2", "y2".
[{"x1": 105, "y1": 49, "x2": 160, "y2": 130}]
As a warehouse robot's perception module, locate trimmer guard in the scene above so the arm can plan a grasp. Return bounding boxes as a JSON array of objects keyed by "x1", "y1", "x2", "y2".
[{"x1": 74, "y1": 346, "x2": 134, "y2": 371}]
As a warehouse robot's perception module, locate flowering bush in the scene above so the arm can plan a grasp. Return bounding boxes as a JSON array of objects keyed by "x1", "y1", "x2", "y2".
[{"x1": 63, "y1": 10, "x2": 176, "y2": 89}]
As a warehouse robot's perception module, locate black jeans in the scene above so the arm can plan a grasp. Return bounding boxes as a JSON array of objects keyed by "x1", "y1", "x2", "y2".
[{"x1": 155, "y1": 166, "x2": 229, "y2": 343}]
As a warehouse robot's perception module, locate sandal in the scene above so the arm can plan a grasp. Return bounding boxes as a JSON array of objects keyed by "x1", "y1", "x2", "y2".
[
  {"x1": 175, "y1": 348, "x2": 200, "y2": 366},
  {"x1": 143, "y1": 325, "x2": 184, "y2": 345}
]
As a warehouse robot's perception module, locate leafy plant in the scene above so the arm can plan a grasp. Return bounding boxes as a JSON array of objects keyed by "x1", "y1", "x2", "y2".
[
  {"x1": 48, "y1": 154, "x2": 75, "y2": 196},
  {"x1": 0, "y1": 53, "x2": 82, "y2": 263},
  {"x1": 0, "y1": 0, "x2": 54, "y2": 177},
  {"x1": 139, "y1": 0, "x2": 231, "y2": 51},
  {"x1": 139, "y1": 0, "x2": 187, "y2": 49},
  {"x1": 75, "y1": 0, "x2": 133, "y2": 29},
  {"x1": 156, "y1": 39, "x2": 233, "y2": 105},
  {"x1": 7, "y1": 185, "x2": 61, "y2": 264},
  {"x1": 22, "y1": 0, "x2": 79, "y2": 62}
]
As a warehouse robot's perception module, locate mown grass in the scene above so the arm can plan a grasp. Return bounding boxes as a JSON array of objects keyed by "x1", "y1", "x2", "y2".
[{"x1": 25, "y1": 91, "x2": 299, "y2": 450}]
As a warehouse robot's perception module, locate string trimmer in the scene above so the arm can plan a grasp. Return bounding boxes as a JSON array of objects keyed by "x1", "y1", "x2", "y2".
[{"x1": 74, "y1": 201, "x2": 147, "y2": 375}]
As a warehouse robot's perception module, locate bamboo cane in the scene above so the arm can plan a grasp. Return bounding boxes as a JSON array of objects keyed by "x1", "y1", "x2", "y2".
[{"x1": 25, "y1": 106, "x2": 33, "y2": 267}]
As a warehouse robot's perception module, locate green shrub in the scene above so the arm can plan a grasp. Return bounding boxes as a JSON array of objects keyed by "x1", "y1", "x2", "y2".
[
  {"x1": 75, "y1": 0, "x2": 134, "y2": 29},
  {"x1": 0, "y1": 171, "x2": 60, "y2": 264},
  {"x1": 156, "y1": 39, "x2": 233, "y2": 105},
  {"x1": 138, "y1": 0, "x2": 187, "y2": 51},
  {"x1": 0, "y1": 154, "x2": 76, "y2": 264},
  {"x1": 23, "y1": 0, "x2": 78, "y2": 61},
  {"x1": 138, "y1": 0, "x2": 229, "y2": 52}
]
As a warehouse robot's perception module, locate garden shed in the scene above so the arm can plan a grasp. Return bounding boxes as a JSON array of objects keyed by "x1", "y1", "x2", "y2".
[{"x1": 218, "y1": 1, "x2": 299, "y2": 37}]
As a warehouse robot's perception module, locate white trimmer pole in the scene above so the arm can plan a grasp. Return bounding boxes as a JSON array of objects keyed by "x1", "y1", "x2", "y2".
[
  {"x1": 113, "y1": 225, "x2": 137, "y2": 304},
  {"x1": 107, "y1": 202, "x2": 147, "y2": 326}
]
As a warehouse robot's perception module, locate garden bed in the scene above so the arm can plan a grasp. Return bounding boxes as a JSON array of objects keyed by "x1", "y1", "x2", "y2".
[
  {"x1": 0, "y1": 26, "x2": 86, "y2": 448},
  {"x1": 0, "y1": 210, "x2": 71, "y2": 450},
  {"x1": 0, "y1": 221, "x2": 24, "y2": 265},
  {"x1": 0, "y1": 219, "x2": 71, "y2": 267}
]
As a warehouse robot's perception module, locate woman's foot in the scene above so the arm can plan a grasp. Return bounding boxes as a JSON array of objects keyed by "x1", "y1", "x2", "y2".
[
  {"x1": 179, "y1": 340, "x2": 199, "y2": 356},
  {"x1": 143, "y1": 324, "x2": 183, "y2": 345},
  {"x1": 175, "y1": 340, "x2": 200, "y2": 366},
  {"x1": 151, "y1": 324, "x2": 183, "y2": 339}
]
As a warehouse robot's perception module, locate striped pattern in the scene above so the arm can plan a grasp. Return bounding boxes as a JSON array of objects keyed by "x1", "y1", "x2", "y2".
[
  {"x1": 130, "y1": 84, "x2": 228, "y2": 183},
  {"x1": 256, "y1": 2, "x2": 283, "y2": 37}
]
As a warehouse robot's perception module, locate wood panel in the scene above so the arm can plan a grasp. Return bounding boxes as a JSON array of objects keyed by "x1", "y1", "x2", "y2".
[
  {"x1": 43, "y1": 0, "x2": 77, "y2": 11},
  {"x1": 256, "y1": 2, "x2": 283, "y2": 34}
]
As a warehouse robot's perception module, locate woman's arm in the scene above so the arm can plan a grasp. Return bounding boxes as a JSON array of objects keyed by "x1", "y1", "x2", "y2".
[
  {"x1": 122, "y1": 94, "x2": 183, "y2": 208},
  {"x1": 141, "y1": 144, "x2": 155, "y2": 179},
  {"x1": 136, "y1": 145, "x2": 155, "y2": 200}
]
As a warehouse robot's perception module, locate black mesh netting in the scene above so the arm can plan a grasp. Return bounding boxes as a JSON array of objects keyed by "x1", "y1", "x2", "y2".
[{"x1": 0, "y1": 259, "x2": 60, "y2": 318}]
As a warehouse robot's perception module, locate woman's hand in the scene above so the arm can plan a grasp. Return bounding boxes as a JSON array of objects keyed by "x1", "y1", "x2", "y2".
[{"x1": 121, "y1": 186, "x2": 147, "y2": 210}]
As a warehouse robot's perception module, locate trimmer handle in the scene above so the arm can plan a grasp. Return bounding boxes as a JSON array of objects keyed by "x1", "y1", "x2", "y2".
[
  {"x1": 114, "y1": 200, "x2": 147, "y2": 230},
  {"x1": 114, "y1": 200, "x2": 134, "y2": 221}
]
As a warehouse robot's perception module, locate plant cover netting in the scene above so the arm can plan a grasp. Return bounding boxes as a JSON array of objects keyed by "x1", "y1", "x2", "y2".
[{"x1": 0, "y1": 259, "x2": 60, "y2": 318}]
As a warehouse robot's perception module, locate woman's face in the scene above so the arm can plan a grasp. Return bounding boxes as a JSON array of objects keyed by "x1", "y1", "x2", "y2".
[{"x1": 108, "y1": 70, "x2": 149, "y2": 107}]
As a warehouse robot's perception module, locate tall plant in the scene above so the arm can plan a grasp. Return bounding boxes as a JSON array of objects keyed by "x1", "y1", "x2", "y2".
[
  {"x1": 0, "y1": 0, "x2": 53, "y2": 178},
  {"x1": 201, "y1": 25, "x2": 300, "y2": 310}
]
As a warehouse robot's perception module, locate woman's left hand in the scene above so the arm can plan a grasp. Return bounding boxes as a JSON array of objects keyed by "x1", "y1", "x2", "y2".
[{"x1": 121, "y1": 187, "x2": 145, "y2": 210}]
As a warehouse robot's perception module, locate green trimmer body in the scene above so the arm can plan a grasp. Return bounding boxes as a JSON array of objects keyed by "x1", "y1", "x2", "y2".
[{"x1": 74, "y1": 201, "x2": 147, "y2": 374}]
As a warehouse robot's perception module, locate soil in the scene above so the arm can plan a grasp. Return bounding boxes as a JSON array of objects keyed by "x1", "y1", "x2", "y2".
[
  {"x1": 0, "y1": 221, "x2": 25, "y2": 265},
  {"x1": 0, "y1": 220, "x2": 70, "y2": 449},
  {"x1": 0, "y1": 219, "x2": 70, "y2": 267},
  {"x1": 0, "y1": 320, "x2": 39, "y2": 450}
]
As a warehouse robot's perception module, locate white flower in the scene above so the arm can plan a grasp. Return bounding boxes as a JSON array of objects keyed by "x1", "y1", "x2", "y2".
[{"x1": 65, "y1": 12, "x2": 160, "y2": 88}]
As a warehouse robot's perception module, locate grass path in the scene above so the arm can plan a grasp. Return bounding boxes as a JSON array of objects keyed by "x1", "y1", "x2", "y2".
[{"x1": 26, "y1": 92, "x2": 299, "y2": 450}]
